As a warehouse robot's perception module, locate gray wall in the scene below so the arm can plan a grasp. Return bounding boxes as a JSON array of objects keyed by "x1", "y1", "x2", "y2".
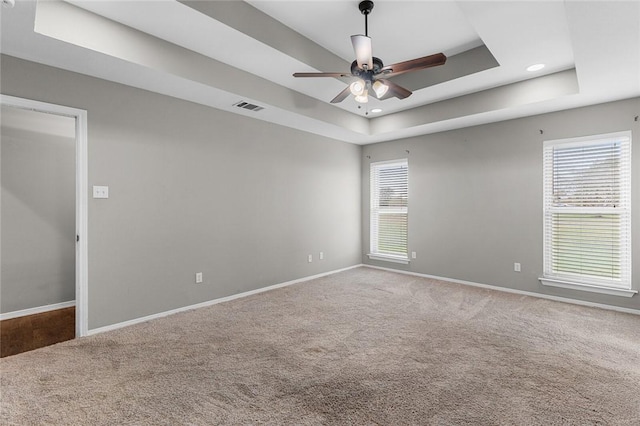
[
  {"x1": 3, "y1": 53, "x2": 638, "y2": 329},
  {"x1": 1, "y1": 108, "x2": 76, "y2": 313},
  {"x1": 1, "y1": 55, "x2": 362, "y2": 329},
  {"x1": 363, "y1": 97, "x2": 640, "y2": 311}
]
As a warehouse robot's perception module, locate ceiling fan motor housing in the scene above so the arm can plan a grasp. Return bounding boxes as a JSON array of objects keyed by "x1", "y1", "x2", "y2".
[{"x1": 351, "y1": 57, "x2": 384, "y2": 81}]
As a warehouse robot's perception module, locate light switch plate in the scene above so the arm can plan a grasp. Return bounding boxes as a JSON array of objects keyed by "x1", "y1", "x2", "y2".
[{"x1": 93, "y1": 185, "x2": 109, "y2": 199}]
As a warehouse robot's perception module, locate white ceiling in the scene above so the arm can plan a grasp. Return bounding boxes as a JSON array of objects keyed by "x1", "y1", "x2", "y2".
[{"x1": 1, "y1": 0, "x2": 639, "y2": 144}]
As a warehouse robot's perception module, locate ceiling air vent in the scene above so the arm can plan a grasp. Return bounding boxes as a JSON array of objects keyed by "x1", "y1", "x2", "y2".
[{"x1": 233, "y1": 101, "x2": 264, "y2": 112}]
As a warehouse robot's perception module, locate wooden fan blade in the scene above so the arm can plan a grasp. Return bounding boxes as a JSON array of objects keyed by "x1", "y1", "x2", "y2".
[
  {"x1": 376, "y1": 79, "x2": 412, "y2": 100},
  {"x1": 330, "y1": 86, "x2": 352, "y2": 104},
  {"x1": 380, "y1": 53, "x2": 446, "y2": 78},
  {"x1": 293, "y1": 72, "x2": 351, "y2": 78},
  {"x1": 351, "y1": 35, "x2": 373, "y2": 70}
]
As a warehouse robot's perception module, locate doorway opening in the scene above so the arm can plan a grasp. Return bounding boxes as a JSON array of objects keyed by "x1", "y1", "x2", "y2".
[{"x1": 1, "y1": 95, "x2": 88, "y2": 355}]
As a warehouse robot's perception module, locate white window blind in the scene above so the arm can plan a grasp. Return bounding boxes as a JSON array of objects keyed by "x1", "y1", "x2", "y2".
[
  {"x1": 370, "y1": 159, "x2": 408, "y2": 262},
  {"x1": 543, "y1": 132, "x2": 631, "y2": 291}
]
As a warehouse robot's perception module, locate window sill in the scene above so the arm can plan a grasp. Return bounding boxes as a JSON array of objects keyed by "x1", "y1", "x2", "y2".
[
  {"x1": 539, "y1": 277, "x2": 637, "y2": 298},
  {"x1": 367, "y1": 254, "x2": 410, "y2": 265}
]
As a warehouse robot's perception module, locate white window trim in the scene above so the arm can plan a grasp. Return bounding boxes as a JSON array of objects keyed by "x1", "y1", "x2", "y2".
[
  {"x1": 367, "y1": 254, "x2": 410, "y2": 264},
  {"x1": 539, "y1": 278, "x2": 637, "y2": 298},
  {"x1": 541, "y1": 131, "x2": 633, "y2": 297},
  {"x1": 369, "y1": 159, "x2": 409, "y2": 263}
]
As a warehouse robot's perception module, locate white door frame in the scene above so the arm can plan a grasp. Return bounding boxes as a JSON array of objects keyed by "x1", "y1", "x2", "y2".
[{"x1": 1, "y1": 94, "x2": 89, "y2": 337}]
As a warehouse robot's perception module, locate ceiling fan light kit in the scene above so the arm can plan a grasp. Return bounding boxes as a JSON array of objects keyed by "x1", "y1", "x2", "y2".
[
  {"x1": 293, "y1": 0, "x2": 447, "y2": 108},
  {"x1": 372, "y1": 80, "x2": 388, "y2": 98},
  {"x1": 350, "y1": 80, "x2": 366, "y2": 96}
]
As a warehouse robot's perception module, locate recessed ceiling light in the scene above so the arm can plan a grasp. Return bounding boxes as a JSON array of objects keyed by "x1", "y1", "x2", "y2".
[
  {"x1": 526, "y1": 63, "x2": 545, "y2": 72},
  {"x1": 371, "y1": 108, "x2": 382, "y2": 113}
]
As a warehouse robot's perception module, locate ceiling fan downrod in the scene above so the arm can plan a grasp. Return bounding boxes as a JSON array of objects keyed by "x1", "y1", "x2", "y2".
[{"x1": 359, "y1": 1, "x2": 374, "y2": 37}]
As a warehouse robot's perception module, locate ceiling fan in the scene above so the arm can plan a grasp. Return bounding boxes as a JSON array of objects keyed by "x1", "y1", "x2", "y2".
[{"x1": 293, "y1": 0, "x2": 447, "y2": 104}]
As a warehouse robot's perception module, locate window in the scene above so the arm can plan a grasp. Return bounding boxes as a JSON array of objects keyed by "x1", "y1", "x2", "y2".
[
  {"x1": 369, "y1": 159, "x2": 409, "y2": 263},
  {"x1": 541, "y1": 132, "x2": 634, "y2": 297}
]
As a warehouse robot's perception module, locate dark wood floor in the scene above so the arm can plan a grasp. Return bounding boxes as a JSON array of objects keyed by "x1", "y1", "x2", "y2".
[{"x1": 1, "y1": 307, "x2": 75, "y2": 358}]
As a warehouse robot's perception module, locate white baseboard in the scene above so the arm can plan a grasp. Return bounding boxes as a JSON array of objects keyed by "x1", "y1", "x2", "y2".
[
  {"x1": 0, "y1": 301, "x2": 76, "y2": 321},
  {"x1": 87, "y1": 264, "x2": 363, "y2": 336},
  {"x1": 364, "y1": 264, "x2": 640, "y2": 316}
]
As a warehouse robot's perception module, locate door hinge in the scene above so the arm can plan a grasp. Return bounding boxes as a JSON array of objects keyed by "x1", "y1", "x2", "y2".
[{"x1": 76, "y1": 235, "x2": 80, "y2": 242}]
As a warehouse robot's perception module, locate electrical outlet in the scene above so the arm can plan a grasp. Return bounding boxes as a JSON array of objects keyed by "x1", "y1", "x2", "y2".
[
  {"x1": 319, "y1": 252, "x2": 324, "y2": 260},
  {"x1": 514, "y1": 263, "x2": 521, "y2": 272},
  {"x1": 195, "y1": 272, "x2": 203, "y2": 283},
  {"x1": 92, "y1": 185, "x2": 109, "y2": 199},
  {"x1": 308, "y1": 254, "x2": 313, "y2": 263}
]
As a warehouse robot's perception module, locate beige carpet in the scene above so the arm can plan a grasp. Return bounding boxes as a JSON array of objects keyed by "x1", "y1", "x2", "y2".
[{"x1": 2, "y1": 267, "x2": 639, "y2": 425}]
